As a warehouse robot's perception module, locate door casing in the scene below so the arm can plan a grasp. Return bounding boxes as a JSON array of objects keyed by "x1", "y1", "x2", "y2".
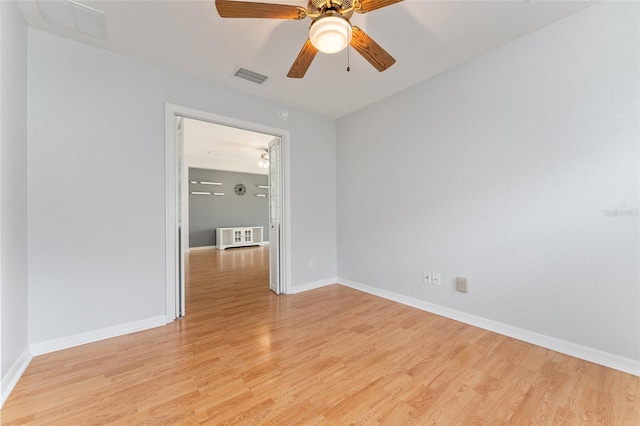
[{"x1": 164, "y1": 103, "x2": 291, "y2": 323}]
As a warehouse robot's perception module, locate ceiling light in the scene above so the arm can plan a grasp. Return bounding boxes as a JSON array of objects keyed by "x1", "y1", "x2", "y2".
[
  {"x1": 309, "y1": 12, "x2": 352, "y2": 54},
  {"x1": 258, "y1": 149, "x2": 269, "y2": 169}
]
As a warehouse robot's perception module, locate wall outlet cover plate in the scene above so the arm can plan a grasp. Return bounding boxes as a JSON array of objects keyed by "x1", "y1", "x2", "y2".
[{"x1": 456, "y1": 277, "x2": 467, "y2": 292}]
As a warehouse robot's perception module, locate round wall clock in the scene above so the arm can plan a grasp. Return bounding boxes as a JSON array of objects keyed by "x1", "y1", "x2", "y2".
[{"x1": 234, "y1": 183, "x2": 247, "y2": 196}]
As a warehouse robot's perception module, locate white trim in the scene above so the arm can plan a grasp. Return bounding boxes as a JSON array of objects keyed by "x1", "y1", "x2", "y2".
[
  {"x1": 165, "y1": 106, "x2": 178, "y2": 322},
  {"x1": 338, "y1": 278, "x2": 640, "y2": 377},
  {"x1": 188, "y1": 245, "x2": 217, "y2": 251},
  {"x1": 289, "y1": 277, "x2": 337, "y2": 294},
  {"x1": 30, "y1": 316, "x2": 166, "y2": 356},
  {"x1": 188, "y1": 241, "x2": 270, "y2": 253},
  {"x1": 165, "y1": 103, "x2": 292, "y2": 312},
  {"x1": 1, "y1": 347, "x2": 32, "y2": 407}
]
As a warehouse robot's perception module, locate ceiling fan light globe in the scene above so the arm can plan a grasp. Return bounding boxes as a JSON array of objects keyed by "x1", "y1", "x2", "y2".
[{"x1": 309, "y1": 15, "x2": 352, "y2": 54}]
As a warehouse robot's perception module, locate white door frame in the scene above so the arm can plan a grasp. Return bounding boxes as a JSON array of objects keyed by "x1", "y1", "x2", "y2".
[{"x1": 164, "y1": 103, "x2": 291, "y2": 323}]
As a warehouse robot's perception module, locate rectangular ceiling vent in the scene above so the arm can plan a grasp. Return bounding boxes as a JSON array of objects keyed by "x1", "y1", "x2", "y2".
[
  {"x1": 37, "y1": 0, "x2": 108, "y2": 40},
  {"x1": 233, "y1": 67, "x2": 269, "y2": 85}
]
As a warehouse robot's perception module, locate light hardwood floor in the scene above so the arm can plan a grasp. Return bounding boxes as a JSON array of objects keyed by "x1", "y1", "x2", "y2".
[{"x1": 2, "y1": 246, "x2": 639, "y2": 425}]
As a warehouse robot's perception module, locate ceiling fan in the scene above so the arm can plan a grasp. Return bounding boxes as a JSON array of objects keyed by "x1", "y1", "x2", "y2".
[{"x1": 215, "y1": 0, "x2": 403, "y2": 78}]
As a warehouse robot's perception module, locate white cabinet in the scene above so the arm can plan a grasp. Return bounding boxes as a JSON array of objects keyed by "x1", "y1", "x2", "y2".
[{"x1": 216, "y1": 227, "x2": 264, "y2": 250}]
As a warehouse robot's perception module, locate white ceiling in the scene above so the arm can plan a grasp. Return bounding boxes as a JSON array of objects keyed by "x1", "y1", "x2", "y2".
[
  {"x1": 183, "y1": 117, "x2": 275, "y2": 175},
  {"x1": 17, "y1": 0, "x2": 596, "y2": 120}
]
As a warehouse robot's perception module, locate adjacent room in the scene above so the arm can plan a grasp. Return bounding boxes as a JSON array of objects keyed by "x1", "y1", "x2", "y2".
[
  {"x1": 181, "y1": 118, "x2": 276, "y2": 312},
  {"x1": 1, "y1": 0, "x2": 638, "y2": 423}
]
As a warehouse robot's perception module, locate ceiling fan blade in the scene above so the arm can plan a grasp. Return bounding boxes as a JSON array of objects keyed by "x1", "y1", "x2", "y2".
[
  {"x1": 215, "y1": 0, "x2": 306, "y2": 19},
  {"x1": 356, "y1": 0, "x2": 403, "y2": 13},
  {"x1": 350, "y1": 26, "x2": 396, "y2": 72},
  {"x1": 287, "y1": 39, "x2": 318, "y2": 78}
]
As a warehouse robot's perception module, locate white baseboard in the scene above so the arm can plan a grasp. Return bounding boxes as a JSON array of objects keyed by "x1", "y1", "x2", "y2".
[
  {"x1": 30, "y1": 315, "x2": 166, "y2": 356},
  {"x1": 1, "y1": 347, "x2": 33, "y2": 407},
  {"x1": 338, "y1": 278, "x2": 639, "y2": 377},
  {"x1": 189, "y1": 242, "x2": 270, "y2": 252},
  {"x1": 188, "y1": 245, "x2": 216, "y2": 251},
  {"x1": 289, "y1": 277, "x2": 337, "y2": 294}
]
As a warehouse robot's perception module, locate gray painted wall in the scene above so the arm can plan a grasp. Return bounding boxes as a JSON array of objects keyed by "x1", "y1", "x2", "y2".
[
  {"x1": 337, "y1": 2, "x2": 639, "y2": 363},
  {"x1": 1, "y1": 0, "x2": 29, "y2": 390},
  {"x1": 189, "y1": 169, "x2": 269, "y2": 247}
]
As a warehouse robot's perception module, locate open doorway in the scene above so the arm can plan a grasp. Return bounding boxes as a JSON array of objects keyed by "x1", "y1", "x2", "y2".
[
  {"x1": 164, "y1": 104, "x2": 291, "y2": 322},
  {"x1": 182, "y1": 118, "x2": 276, "y2": 312}
]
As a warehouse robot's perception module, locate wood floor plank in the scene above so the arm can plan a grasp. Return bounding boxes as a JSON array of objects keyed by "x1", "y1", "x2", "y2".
[{"x1": 2, "y1": 246, "x2": 639, "y2": 425}]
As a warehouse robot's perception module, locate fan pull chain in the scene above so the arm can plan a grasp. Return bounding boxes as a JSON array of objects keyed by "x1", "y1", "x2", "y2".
[{"x1": 347, "y1": 46, "x2": 350, "y2": 72}]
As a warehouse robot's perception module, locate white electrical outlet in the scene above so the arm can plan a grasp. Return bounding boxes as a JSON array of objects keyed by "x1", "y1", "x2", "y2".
[
  {"x1": 457, "y1": 277, "x2": 468, "y2": 292},
  {"x1": 309, "y1": 258, "x2": 315, "y2": 268},
  {"x1": 423, "y1": 271, "x2": 432, "y2": 284},
  {"x1": 433, "y1": 273, "x2": 441, "y2": 286}
]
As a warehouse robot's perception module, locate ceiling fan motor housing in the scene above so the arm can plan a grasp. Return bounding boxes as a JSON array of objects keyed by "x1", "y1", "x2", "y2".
[{"x1": 308, "y1": 0, "x2": 354, "y2": 16}]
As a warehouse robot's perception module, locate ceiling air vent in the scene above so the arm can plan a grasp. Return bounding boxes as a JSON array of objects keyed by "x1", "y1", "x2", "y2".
[
  {"x1": 37, "y1": 0, "x2": 108, "y2": 40},
  {"x1": 233, "y1": 67, "x2": 269, "y2": 85}
]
